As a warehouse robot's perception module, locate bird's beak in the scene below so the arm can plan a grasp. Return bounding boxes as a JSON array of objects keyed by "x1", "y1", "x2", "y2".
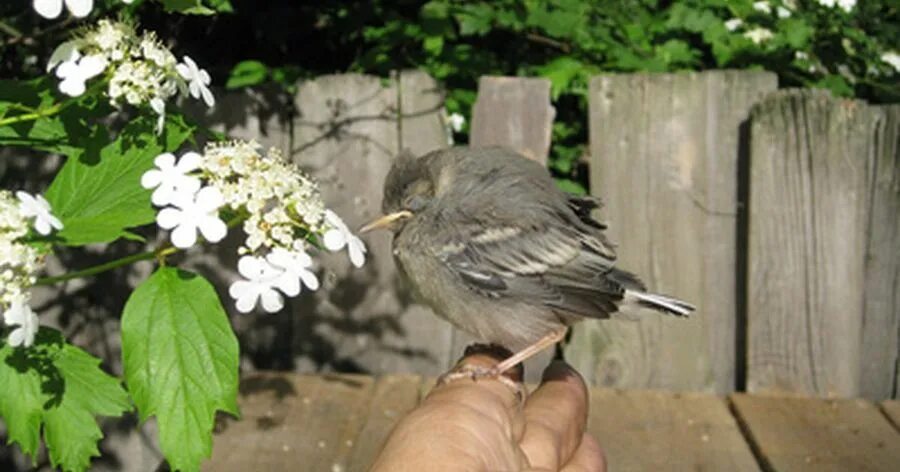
[{"x1": 359, "y1": 210, "x2": 413, "y2": 233}]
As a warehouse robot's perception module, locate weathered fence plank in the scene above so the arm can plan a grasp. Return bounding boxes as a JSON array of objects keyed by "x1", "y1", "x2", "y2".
[
  {"x1": 731, "y1": 394, "x2": 900, "y2": 471},
  {"x1": 589, "y1": 389, "x2": 760, "y2": 471},
  {"x1": 469, "y1": 76, "x2": 555, "y2": 165},
  {"x1": 453, "y1": 76, "x2": 557, "y2": 381},
  {"x1": 204, "y1": 373, "x2": 373, "y2": 471},
  {"x1": 569, "y1": 71, "x2": 777, "y2": 393},
  {"x1": 290, "y1": 73, "x2": 453, "y2": 376},
  {"x1": 860, "y1": 105, "x2": 900, "y2": 400},
  {"x1": 747, "y1": 90, "x2": 876, "y2": 398},
  {"x1": 346, "y1": 374, "x2": 422, "y2": 471},
  {"x1": 399, "y1": 70, "x2": 447, "y2": 157}
]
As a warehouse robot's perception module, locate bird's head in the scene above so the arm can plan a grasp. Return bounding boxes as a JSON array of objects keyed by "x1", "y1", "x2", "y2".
[{"x1": 359, "y1": 150, "x2": 435, "y2": 234}]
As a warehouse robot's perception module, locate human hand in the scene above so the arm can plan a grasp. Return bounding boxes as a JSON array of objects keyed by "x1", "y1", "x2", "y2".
[{"x1": 370, "y1": 349, "x2": 605, "y2": 471}]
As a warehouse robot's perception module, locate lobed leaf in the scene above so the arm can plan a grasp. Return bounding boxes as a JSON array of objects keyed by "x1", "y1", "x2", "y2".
[
  {"x1": 121, "y1": 267, "x2": 239, "y2": 472},
  {"x1": 0, "y1": 330, "x2": 130, "y2": 472}
]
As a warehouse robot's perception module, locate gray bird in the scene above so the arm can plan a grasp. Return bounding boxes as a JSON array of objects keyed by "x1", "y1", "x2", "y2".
[{"x1": 360, "y1": 146, "x2": 693, "y2": 377}]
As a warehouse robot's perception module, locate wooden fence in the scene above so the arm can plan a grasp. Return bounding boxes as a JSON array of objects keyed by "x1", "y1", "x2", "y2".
[{"x1": 195, "y1": 69, "x2": 898, "y2": 400}]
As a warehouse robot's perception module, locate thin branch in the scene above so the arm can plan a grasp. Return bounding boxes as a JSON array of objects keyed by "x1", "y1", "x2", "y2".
[{"x1": 36, "y1": 246, "x2": 177, "y2": 286}]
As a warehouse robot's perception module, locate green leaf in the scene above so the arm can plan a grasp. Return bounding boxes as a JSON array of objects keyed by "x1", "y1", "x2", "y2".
[
  {"x1": 454, "y1": 4, "x2": 494, "y2": 36},
  {"x1": 536, "y1": 56, "x2": 584, "y2": 99},
  {"x1": 226, "y1": 60, "x2": 268, "y2": 89},
  {"x1": 555, "y1": 178, "x2": 586, "y2": 195},
  {"x1": 423, "y1": 35, "x2": 445, "y2": 56},
  {"x1": 161, "y1": 0, "x2": 232, "y2": 15},
  {"x1": 0, "y1": 78, "x2": 110, "y2": 160},
  {"x1": 0, "y1": 329, "x2": 130, "y2": 471},
  {"x1": 44, "y1": 115, "x2": 193, "y2": 246},
  {"x1": 122, "y1": 268, "x2": 239, "y2": 472}
]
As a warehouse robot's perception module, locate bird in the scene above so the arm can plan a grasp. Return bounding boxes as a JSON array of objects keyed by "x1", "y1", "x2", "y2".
[{"x1": 360, "y1": 146, "x2": 693, "y2": 379}]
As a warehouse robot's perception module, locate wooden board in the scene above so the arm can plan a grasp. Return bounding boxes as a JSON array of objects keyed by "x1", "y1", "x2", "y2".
[
  {"x1": 860, "y1": 105, "x2": 900, "y2": 400},
  {"x1": 469, "y1": 76, "x2": 555, "y2": 165},
  {"x1": 345, "y1": 374, "x2": 422, "y2": 471},
  {"x1": 588, "y1": 389, "x2": 760, "y2": 471},
  {"x1": 291, "y1": 74, "x2": 454, "y2": 376},
  {"x1": 455, "y1": 76, "x2": 558, "y2": 383},
  {"x1": 746, "y1": 90, "x2": 876, "y2": 397},
  {"x1": 731, "y1": 393, "x2": 900, "y2": 471},
  {"x1": 205, "y1": 373, "x2": 374, "y2": 471},
  {"x1": 881, "y1": 400, "x2": 900, "y2": 431},
  {"x1": 398, "y1": 70, "x2": 448, "y2": 157},
  {"x1": 571, "y1": 71, "x2": 777, "y2": 393}
]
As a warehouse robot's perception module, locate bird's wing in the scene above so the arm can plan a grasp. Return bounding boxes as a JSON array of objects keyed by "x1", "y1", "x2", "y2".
[{"x1": 435, "y1": 215, "x2": 632, "y2": 319}]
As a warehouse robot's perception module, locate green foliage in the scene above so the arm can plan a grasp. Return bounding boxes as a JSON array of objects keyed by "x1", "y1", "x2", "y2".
[
  {"x1": 160, "y1": 0, "x2": 233, "y2": 15},
  {"x1": 43, "y1": 116, "x2": 194, "y2": 245},
  {"x1": 121, "y1": 267, "x2": 240, "y2": 472},
  {"x1": 225, "y1": 60, "x2": 267, "y2": 89},
  {"x1": 0, "y1": 330, "x2": 131, "y2": 471}
]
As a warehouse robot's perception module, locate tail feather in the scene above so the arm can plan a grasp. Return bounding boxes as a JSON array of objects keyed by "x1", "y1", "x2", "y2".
[{"x1": 624, "y1": 290, "x2": 694, "y2": 317}]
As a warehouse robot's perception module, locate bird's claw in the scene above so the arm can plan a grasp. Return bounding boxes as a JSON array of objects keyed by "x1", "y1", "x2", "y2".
[{"x1": 437, "y1": 364, "x2": 525, "y2": 403}]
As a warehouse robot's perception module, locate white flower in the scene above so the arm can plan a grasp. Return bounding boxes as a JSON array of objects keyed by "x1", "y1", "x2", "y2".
[
  {"x1": 816, "y1": 0, "x2": 855, "y2": 11},
  {"x1": 56, "y1": 55, "x2": 107, "y2": 97},
  {"x1": 47, "y1": 40, "x2": 81, "y2": 72},
  {"x1": 4, "y1": 301, "x2": 39, "y2": 348},
  {"x1": 323, "y1": 210, "x2": 366, "y2": 268},
  {"x1": 837, "y1": 0, "x2": 856, "y2": 11},
  {"x1": 447, "y1": 113, "x2": 465, "y2": 133},
  {"x1": 176, "y1": 56, "x2": 215, "y2": 107},
  {"x1": 33, "y1": 0, "x2": 93, "y2": 19},
  {"x1": 753, "y1": 1, "x2": 771, "y2": 14},
  {"x1": 141, "y1": 152, "x2": 202, "y2": 206},
  {"x1": 777, "y1": 6, "x2": 791, "y2": 18},
  {"x1": 724, "y1": 19, "x2": 743, "y2": 32},
  {"x1": 266, "y1": 248, "x2": 319, "y2": 297},
  {"x1": 16, "y1": 191, "x2": 62, "y2": 236},
  {"x1": 156, "y1": 186, "x2": 227, "y2": 248},
  {"x1": 744, "y1": 27, "x2": 774, "y2": 45},
  {"x1": 229, "y1": 256, "x2": 284, "y2": 313},
  {"x1": 150, "y1": 97, "x2": 166, "y2": 134},
  {"x1": 881, "y1": 52, "x2": 900, "y2": 73}
]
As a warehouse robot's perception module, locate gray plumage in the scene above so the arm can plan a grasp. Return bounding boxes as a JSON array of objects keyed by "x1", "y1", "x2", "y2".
[{"x1": 379, "y1": 146, "x2": 693, "y2": 351}]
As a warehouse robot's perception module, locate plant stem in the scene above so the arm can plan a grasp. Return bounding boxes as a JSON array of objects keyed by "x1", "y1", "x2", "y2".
[
  {"x1": 36, "y1": 246, "x2": 177, "y2": 286},
  {"x1": 0, "y1": 104, "x2": 62, "y2": 127}
]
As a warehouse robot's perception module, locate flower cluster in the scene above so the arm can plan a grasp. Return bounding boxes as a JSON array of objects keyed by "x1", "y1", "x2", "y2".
[
  {"x1": 142, "y1": 140, "x2": 367, "y2": 313},
  {"x1": 1, "y1": 191, "x2": 63, "y2": 348},
  {"x1": 47, "y1": 19, "x2": 214, "y2": 133},
  {"x1": 33, "y1": 0, "x2": 135, "y2": 20}
]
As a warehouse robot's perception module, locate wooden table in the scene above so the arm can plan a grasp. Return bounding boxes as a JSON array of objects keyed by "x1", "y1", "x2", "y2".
[{"x1": 204, "y1": 373, "x2": 900, "y2": 471}]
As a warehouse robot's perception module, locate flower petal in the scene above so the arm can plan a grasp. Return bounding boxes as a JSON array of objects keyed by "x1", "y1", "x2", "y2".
[
  {"x1": 323, "y1": 229, "x2": 346, "y2": 251},
  {"x1": 151, "y1": 185, "x2": 174, "y2": 206},
  {"x1": 156, "y1": 207, "x2": 182, "y2": 229},
  {"x1": 233, "y1": 290, "x2": 259, "y2": 313},
  {"x1": 237, "y1": 255, "x2": 263, "y2": 279},
  {"x1": 176, "y1": 152, "x2": 202, "y2": 172},
  {"x1": 299, "y1": 270, "x2": 319, "y2": 291},
  {"x1": 348, "y1": 238, "x2": 366, "y2": 268},
  {"x1": 59, "y1": 77, "x2": 87, "y2": 96},
  {"x1": 33, "y1": 217, "x2": 52, "y2": 236},
  {"x1": 33, "y1": 0, "x2": 63, "y2": 18},
  {"x1": 199, "y1": 216, "x2": 227, "y2": 243},
  {"x1": 170, "y1": 223, "x2": 198, "y2": 248},
  {"x1": 201, "y1": 86, "x2": 215, "y2": 108},
  {"x1": 259, "y1": 289, "x2": 284, "y2": 313},
  {"x1": 141, "y1": 169, "x2": 163, "y2": 189},
  {"x1": 8, "y1": 327, "x2": 27, "y2": 347},
  {"x1": 154, "y1": 152, "x2": 176, "y2": 169},
  {"x1": 195, "y1": 186, "x2": 224, "y2": 212},
  {"x1": 274, "y1": 274, "x2": 300, "y2": 297},
  {"x1": 79, "y1": 55, "x2": 107, "y2": 78},
  {"x1": 47, "y1": 41, "x2": 80, "y2": 72},
  {"x1": 66, "y1": 0, "x2": 94, "y2": 17}
]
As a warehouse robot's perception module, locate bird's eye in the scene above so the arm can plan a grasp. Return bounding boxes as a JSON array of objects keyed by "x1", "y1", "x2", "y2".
[{"x1": 405, "y1": 194, "x2": 429, "y2": 212}]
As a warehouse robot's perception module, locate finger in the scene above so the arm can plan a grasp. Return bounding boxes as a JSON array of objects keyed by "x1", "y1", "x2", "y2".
[
  {"x1": 560, "y1": 434, "x2": 606, "y2": 472},
  {"x1": 519, "y1": 360, "x2": 590, "y2": 470},
  {"x1": 370, "y1": 350, "x2": 526, "y2": 471}
]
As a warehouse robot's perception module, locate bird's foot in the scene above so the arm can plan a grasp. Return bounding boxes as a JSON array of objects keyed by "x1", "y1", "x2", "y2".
[{"x1": 437, "y1": 359, "x2": 525, "y2": 403}]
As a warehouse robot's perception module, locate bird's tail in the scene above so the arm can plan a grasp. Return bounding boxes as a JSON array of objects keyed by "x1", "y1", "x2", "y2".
[{"x1": 623, "y1": 290, "x2": 694, "y2": 317}]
